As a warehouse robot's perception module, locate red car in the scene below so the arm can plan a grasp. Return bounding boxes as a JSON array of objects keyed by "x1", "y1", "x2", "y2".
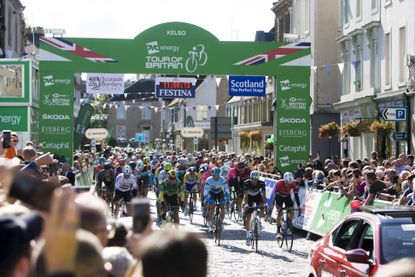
[{"x1": 307, "y1": 205, "x2": 415, "y2": 277}]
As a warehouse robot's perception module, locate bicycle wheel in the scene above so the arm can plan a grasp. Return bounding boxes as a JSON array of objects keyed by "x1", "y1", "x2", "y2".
[
  {"x1": 252, "y1": 225, "x2": 258, "y2": 252},
  {"x1": 215, "y1": 216, "x2": 221, "y2": 246},
  {"x1": 189, "y1": 200, "x2": 193, "y2": 224},
  {"x1": 277, "y1": 218, "x2": 285, "y2": 248},
  {"x1": 285, "y1": 219, "x2": 294, "y2": 252}
]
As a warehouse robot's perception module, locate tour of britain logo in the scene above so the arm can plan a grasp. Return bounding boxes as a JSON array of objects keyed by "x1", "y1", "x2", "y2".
[
  {"x1": 145, "y1": 41, "x2": 207, "y2": 73},
  {"x1": 42, "y1": 75, "x2": 71, "y2": 87}
]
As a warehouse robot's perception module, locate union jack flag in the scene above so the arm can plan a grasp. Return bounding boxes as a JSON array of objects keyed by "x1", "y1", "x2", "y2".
[
  {"x1": 234, "y1": 42, "x2": 310, "y2": 66},
  {"x1": 40, "y1": 36, "x2": 118, "y2": 63}
]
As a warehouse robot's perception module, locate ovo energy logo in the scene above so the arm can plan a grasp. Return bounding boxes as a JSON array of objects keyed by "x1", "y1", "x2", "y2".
[
  {"x1": 42, "y1": 75, "x2": 71, "y2": 87},
  {"x1": 146, "y1": 41, "x2": 160, "y2": 55},
  {"x1": 279, "y1": 79, "x2": 307, "y2": 91}
]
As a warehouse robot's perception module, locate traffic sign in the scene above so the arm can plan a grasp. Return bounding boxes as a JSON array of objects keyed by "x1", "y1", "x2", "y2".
[
  {"x1": 135, "y1": 133, "x2": 145, "y2": 142},
  {"x1": 193, "y1": 137, "x2": 199, "y2": 145},
  {"x1": 393, "y1": 132, "x2": 407, "y2": 141},
  {"x1": 181, "y1": 127, "x2": 204, "y2": 138},
  {"x1": 382, "y1": 108, "x2": 407, "y2": 121},
  {"x1": 85, "y1": 128, "x2": 109, "y2": 140}
]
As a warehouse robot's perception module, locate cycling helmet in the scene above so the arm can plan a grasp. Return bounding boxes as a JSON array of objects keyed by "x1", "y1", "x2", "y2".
[
  {"x1": 163, "y1": 162, "x2": 172, "y2": 171},
  {"x1": 168, "y1": 170, "x2": 177, "y2": 179},
  {"x1": 165, "y1": 156, "x2": 173, "y2": 163},
  {"x1": 188, "y1": 166, "x2": 196, "y2": 173},
  {"x1": 98, "y1": 156, "x2": 106, "y2": 165},
  {"x1": 200, "y1": 163, "x2": 209, "y2": 173},
  {"x1": 118, "y1": 159, "x2": 126, "y2": 166},
  {"x1": 137, "y1": 160, "x2": 144, "y2": 170},
  {"x1": 250, "y1": 171, "x2": 260, "y2": 180},
  {"x1": 211, "y1": 167, "x2": 221, "y2": 176},
  {"x1": 128, "y1": 161, "x2": 137, "y2": 170},
  {"x1": 283, "y1": 172, "x2": 294, "y2": 184},
  {"x1": 143, "y1": 157, "x2": 150, "y2": 163},
  {"x1": 178, "y1": 157, "x2": 187, "y2": 165},
  {"x1": 236, "y1": 161, "x2": 246, "y2": 169},
  {"x1": 123, "y1": 165, "x2": 132, "y2": 176}
]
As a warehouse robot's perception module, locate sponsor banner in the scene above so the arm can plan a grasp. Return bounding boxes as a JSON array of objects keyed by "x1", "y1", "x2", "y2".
[
  {"x1": 264, "y1": 178, "x2": 277, "y2": 208},
  {"x1": 86, "y1": 73, "x2": 124, "y2": 95},
  {"x1": 155, "y1": 77, "x2": 196, "y2": 98},
  {"x1": 0, "y1": 106, "x2": 28, "y2": 132},
  {"x1": 42, "y1": 93, "x2": 71, "y2": 107},
  {"x1": 275, "y1": 73, "x2": 311, "y2": 174},
  {"x1": 228, "y1": 76, "x2": 266, "y2": 96},
  {"x1": 42, "y1": 74, "x2": 72, "y2": 88},
  {"x1": 74, "y1": 104, "x2": 95, "y2": 149}
]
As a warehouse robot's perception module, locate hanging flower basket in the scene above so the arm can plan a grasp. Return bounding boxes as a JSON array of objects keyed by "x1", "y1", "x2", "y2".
[
  {"x1": 370, "y1": 120, "x2": 394, "y2": 134},
  {"x1": 357, "y1": 119, "x2": 375, "y2": 133},
  {"x1": 318, "y1": 121, "x2": 340, "y2": 139},
  {"x1": 342, "y1": 120, "x2": 361, "y2": 137},
  {"x1": 248, "y1": 131, "x2": 261, "y2": 140},
  {"x1": 239, "y1": 131, "x2": 249, "y2": 138}
]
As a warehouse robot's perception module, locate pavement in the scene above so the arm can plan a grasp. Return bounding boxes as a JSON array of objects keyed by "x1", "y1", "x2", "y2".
[{"x1": 118, "y1": 192, "x2": 316, "y2": 277}]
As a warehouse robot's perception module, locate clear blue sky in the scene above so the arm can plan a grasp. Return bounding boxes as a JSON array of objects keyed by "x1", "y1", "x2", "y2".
[{"x1": 21, "y1": 0, "x2": 275, "y2": 41}]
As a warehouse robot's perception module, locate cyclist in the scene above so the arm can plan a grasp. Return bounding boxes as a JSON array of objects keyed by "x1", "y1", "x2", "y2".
[
  {"x1": 96, "y1": 160, "x2": 115, "y2": 201},
  {"x1": 139, "y1": 164, "x2": 151, "y2": 197},
  {"x1": 176, "y1": 157, "x2": 188, "y2": 183},
  {"x1": 113, "y1": 165, "x2": 137, "y2": 217},
  {"x1": 204, "y1": 167, "x2": 230, "y2": 232},
  {"x1": 159, "y1": 170, "x2": 185, "y2": 225},
  {"x1": 226, "y1": 161, "x2": 251, "y2": 218},
  {"x1": 243, "y1": 171, "x2": 266, "y2": 245},
  {"x1": 183, "y1": 166, "x2": 200, "y2": 214},
  {"x1": 275, "y1": 172, "x2": 301, "y2": 239}
]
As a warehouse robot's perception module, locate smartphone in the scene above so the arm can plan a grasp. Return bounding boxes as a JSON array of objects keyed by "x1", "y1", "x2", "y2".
[
  {"x1": 48, "y1": 162, "x2": 59, "y2": 176},
  {"x1": 9, "y1": 172, "x2": 59, "y2": 211},
  {"x1": 131, "y1": 198, "x2": 150, "y2": 233},
  {"x1": 2, "y1": 131, "x2": 11, "y2": 149}
]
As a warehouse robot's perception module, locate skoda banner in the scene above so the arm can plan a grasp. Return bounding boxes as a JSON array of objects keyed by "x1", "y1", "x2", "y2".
[
  {"x1": 74, "y1": 104, "x2": 95, "y2": 150},
  {"x1": 275, "y1": 70, "x2": 311, "y2": 174}
]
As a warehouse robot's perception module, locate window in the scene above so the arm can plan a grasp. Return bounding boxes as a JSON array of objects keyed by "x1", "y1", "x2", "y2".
[
  {"x1": 196, "y1": 105, "x2": 208, "y2": 121},
  {"x1": 385, "y1": 33, "x2": 391, "y2": 86},
  {"x1": 371, "y1": 0, "x2": 377, "y2": 10},
  {"x1": 333, "y1": 220, "x2": 361, "y2": 250},
  {"x1": 399, "y1": 26, "x2": 406, "y2": 83},
  {"x1": 116, "y1": 125, "x2": 126, "y2": 139},
  {"x1": 304, "y1": 0, "x2": 310, "y2": 33},
  {"x1": 141, "y1": 104, "x2": 151, "y2": 120},
  {"x1": 356, "y1": 0, "x2": 362, "y2": 19},
  {"x1": 358, "y1": 224, "x2": 374, "y2": 256},
  {"x1": 116, "y1": 105, "x2": 126, "y2": 120},
  {"x1": 0, "y1": 64, "x2": 24, "y2": 97},
  {"x1": 343, "y1": 0, "x2": 349, "y2": 25}
]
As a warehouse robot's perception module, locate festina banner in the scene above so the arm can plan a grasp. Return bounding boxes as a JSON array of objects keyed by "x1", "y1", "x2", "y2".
[
  {"x1": 275, "y1": 69, "x2": 311, "y2": 174},
  {"x1": 155, "y1": 77, "x2": 196, "y2": 98},
  {"x1": 86, "y1": 73, "x2": 124, "y2": 95}
]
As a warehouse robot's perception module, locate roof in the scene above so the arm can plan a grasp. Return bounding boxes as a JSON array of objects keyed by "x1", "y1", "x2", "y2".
[
  {"x1": 359, "y1": 205, "x2": 415, "y2": 218},
  {"x1": 109, "y1": 79, "x2": 156, "y2": 102}
]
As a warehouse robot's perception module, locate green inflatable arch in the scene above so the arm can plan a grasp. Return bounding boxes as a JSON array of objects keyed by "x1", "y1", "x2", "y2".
[{"x1": 39, "y1": 22, "x2": 311, "y2": 173}]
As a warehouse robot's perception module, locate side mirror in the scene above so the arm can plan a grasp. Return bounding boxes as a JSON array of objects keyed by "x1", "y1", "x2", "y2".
[{"x1": 346, "y1": 248, "x2": 371, "y2": 264}]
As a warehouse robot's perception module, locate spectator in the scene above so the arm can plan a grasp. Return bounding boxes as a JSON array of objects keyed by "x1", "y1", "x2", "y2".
[
  {"x1": 21, "y1": 146, "x2": 37, "y2": 165},
  {"x1": 136, "y1": 230, "x2": 208, "y2": 277},
  {"x1": 364, "y1": 172, "x2": 386, "y2": 205},
  {"x1": 0, "y1": 212, "x2": 43, "y2": 277},
  {"x1": 75, "y1": 193, "x2": 109, "y2": 247},
  {"x1": 32, "y1": 229, "x2": 106, "y2": 277},
  {"x1": 102, "y1": 247, "x2": 134, "y2": 277}
]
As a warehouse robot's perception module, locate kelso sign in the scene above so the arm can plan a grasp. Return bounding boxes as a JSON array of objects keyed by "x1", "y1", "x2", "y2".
[{"x1": 39, "y1": 22, "x2": 310, "y2": 164}]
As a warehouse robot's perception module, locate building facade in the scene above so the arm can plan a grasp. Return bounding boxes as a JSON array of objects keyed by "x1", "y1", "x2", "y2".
[
  {"x1": 272, "y1": 0, "x2": 341, "y2": 160},
  {"x1": 335, "y1": 0, "x2": 415, "y2": 159}
]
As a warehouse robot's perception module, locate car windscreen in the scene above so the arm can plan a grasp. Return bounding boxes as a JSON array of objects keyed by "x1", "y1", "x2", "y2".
[{"x1": 381, "y1": 224, "x2": 415, "y2": 264}]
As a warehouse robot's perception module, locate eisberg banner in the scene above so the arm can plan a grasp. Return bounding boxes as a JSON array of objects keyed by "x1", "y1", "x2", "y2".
[{"x1": 86, "y1": 73, "x2": 124, "y2": 95}]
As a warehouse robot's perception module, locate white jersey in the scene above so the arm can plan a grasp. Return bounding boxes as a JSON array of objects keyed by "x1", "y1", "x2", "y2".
[{"x1": 115, "y1": 174, "x2": 137, "y2": 192}]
